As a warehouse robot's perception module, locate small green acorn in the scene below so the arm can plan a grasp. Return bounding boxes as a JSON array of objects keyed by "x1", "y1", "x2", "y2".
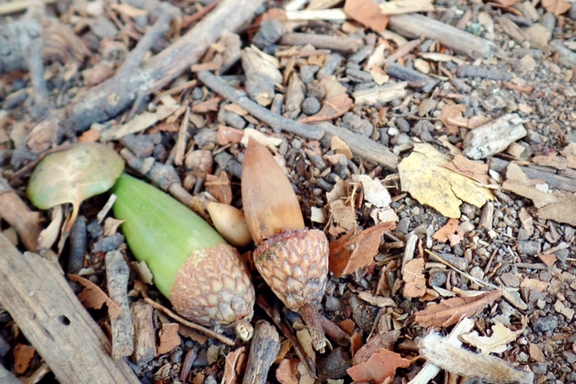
[{"x1": 112, "y1": 174, "x2": 255, "y2": 331}]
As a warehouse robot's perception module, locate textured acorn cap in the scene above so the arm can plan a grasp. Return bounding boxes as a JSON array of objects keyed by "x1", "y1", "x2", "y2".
[
  {"x1": 171, "y1": 243, "x2": 255, "y2": 326},
  {"x1": 253, "y1": 228, "x2": 328, "y2": 312}
]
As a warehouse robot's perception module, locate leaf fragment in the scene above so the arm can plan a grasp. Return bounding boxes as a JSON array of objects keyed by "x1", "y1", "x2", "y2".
[
  {"x1": 461, "y1": 317, "x2": 527, "y2": 354},
  {"x1": 347, "y1": 348, "x2": 412, "y2": 384},
  {"x1": 403, "y1": 258, "x2": 427, "y2": 298}
]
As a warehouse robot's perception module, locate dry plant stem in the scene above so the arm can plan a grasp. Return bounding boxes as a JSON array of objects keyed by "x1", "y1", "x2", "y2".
[
  {"x1": 105, "y1": 250, "x2": 134, "y2": 358},
  {"x1": 385, "y1": 39, "x2": 422, "y2": 64},
  {"x1": 388, "y1": 13, "x2": 499, "y2": 59},
  {"x1": 179, "y1": 347, "x2": 198, "y2": 381},
  {"x1": 280, "y1": 33, "x2": 362, "y2": 52},
  {"x1": 0, "y1": 234, "x2": 140, "y2": 384},
  {"x1": 131, "y1": 302, "x2": 156, "y2": 365},
  {"x1": 67, "y1": 0, "x2": 264, "y2": 132},
  {"x1": 242, "y1": 321, "x2": 281, "y2": 384},
  {"x1": 143, "y1": 298, "x2": 235, "y2": 346},
  {"x1": 299, "y1": 303, "x2": 326, "y2": 353},
  {"x1": 197, "y1": 70, "x2": 324, "y2": 140},
  {"x1": 319, "y1": 314, "x2": 350, "y2": 347}
]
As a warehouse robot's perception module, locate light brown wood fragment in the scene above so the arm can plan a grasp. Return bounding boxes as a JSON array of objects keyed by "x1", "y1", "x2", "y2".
[
  {"x1": 280, "y1": 32, "x2": 362, "y2": 52},
  {"x1": 479, "y1": 201, "x2": 494, "y2": 230},
  {"x1": 131, "y1": 302, "x2": 156, "y2": 365},
  {"x1": 0, "y1": 234, "x2": 140, "y2": 384},
  {"x1": 284, "y1": 72, "x2": 305, "y2": 119},
  {"x1": 105, "y1": 250, "x2": 134, "y2": 359},
  {"x1": 242, "y1": 321, "x2": 281, "y2": 384}
]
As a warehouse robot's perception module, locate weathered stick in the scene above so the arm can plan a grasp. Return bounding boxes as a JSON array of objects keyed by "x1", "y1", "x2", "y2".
[
  {"x1": 388, "y1": 13, "x2": 499, "y2": 59},
  {"x1": 242, "y1": 321, "x2": 281, "y2": 384},
  {"x1": 66, "y1": 0, "x2": 264, "y2": 132},
  {"x1": 105, "y1": 250, "x2": 134, "y2": 358},
  {"x1": 131, "y1": 301, "x2": 156, "y2": 365},
  {"x1": 0, "y1": 234, "x2": 140, "y2": 384},
  {"x1": 280, "y1": 33, "x2": 362, "y2": 52}
]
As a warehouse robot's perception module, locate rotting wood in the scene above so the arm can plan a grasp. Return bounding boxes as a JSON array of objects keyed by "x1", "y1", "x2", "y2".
[
  {"x1": 105, "y1": 250, "x2": 134, "y2": 359},
  {"x1": 0, "y1": 234, "x2": 140, "y2": 384},
  {"x1": 66, "y1": 0, "x2": 264, "y2": 132},
  {"x1": 242, "y1": 321, "x2": 281, "y2": 384},
  {"x1": 388, "y1": 13, "x2": 500, "y2": 59},
  {"x1": 131, "y1": 301, "x2": 156, "y2": 365},
  {"x1": 280, "y1": 32, "x2": 363, "y2": 52},
  {"x1": 489, "y1": 157, "x2": 576, "y2": 193}
]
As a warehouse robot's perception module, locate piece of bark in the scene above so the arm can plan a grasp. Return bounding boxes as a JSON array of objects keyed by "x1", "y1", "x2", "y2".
[
  {"x1": 463, "y1": 114, "x2": 527, "y2": 160},
  {"x1": 131, "y1": 302, "x2": 156, "y2": 365},
  {"x1": 0, "y1": 178, "x2": 44, "y2": 253},
  {"x1": 242, "y1": 321, "x2": 281, "y2": 384},
  {"x1": 197, "y1": 70, "x2": 324, "y2": 140},
  {"x1": 284, "y1": 72, "x2": 306, "y2": 119},
  {"x1": 280, "y1": 33, "x2": 362, "y2": 52},
  {"x1": 386, "y1": 63, "x2": 437, "y2": 93},
  {"x1": 496, "y1": 17, "x2": 526, "y2": 44},
  {"x1": 550, "y1": 40, "x2": 576, "y2": 68},
  {"x1": 320, "y1": 315, "x2": 350, "y2": 347},
  {"x1": 179, "y1": 347, "x2": 198, "y2": 382},
  {"x1": 388, "y1": 13, "x2": 499, "y2": 59},
  {"x1": 0, "y1": 234, "x2": 140, "y2": 384},
  {"x1": 241, "y1": 46, "x2": 282, "y2": 106},
  {"x1": 318, "y1": 122, "x2": 399, "y2": 170},
  {"x1": 105, "y1": 251, "x2": 134, "y2": 359},
  {"x1": 489, "y1": 157, "x2": 576, "y2": 193},
  {"x1": 68, "y1": 216, "x2": 87, "y2": 274},
  {"x1": 0, "y1": 364, "x2": 20, "y2": 384},
  {"x1": 67, "y1": 0, "x2": 264, "y2": 132},
  {"x1": 352, "y1": 82, "x2": 407, "y2": 104}
]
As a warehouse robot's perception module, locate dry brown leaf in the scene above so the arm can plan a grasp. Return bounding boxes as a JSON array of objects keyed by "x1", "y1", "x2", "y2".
[
  {"x1": 414, "y1": 290, "x2": 502, "y2": 328},
  {"x1": 329, "y1": 200, "x2": 357, "y2": 235},
  {"x1": 461, "y1": 317, "x2": 527, "y2": 354},
  {"x1": 217, "y1": 125, "x2": 244, "y2": 146},
  {"x1": 103, "y1": 217, "x2": 125, "y2": 236},
  {"x1": 222, "y1": 346, "x2": 246, "y2": 384},
  {"x1": 398, "y1": 143, "x2": 493, "y2": 218},
  {"x1": 403, "y1": 258, "x2": 426, "y2": 298},
  {"x1": 444, "y1": 155, "x2": 492, "y2": 185},
  {"x1": 347, "y1": 348, "x2": 412, "y2": 384},
  {"x1": 13, "y1": 344, "x2": 36, "y2": 375},
  {"x1": 358, "y1": 291, "x2": 397, "y2": 308},
  {"x1": 68, "y1": 274, "x2": 122, "y2": 320},
  {"x1": 503, "y1": 163, "x2": 576, "y2": 226},
  {"x1": 157, "y1": 323, "x2": 181, "y2": 355},
  {"x1": 353, "y1": 330, "x2": 401, "y2": 365},
  {"x1": 542, "y1": 0, "x2": 571, "y2": 15},
  {"x1": 205, "y1": 172, "x2": 232, "y2": 205},
  {"x1": 298, "y1": 93, "x2": 353, "y2": 124},
  {"x1": 331, "y1": 136, "x2": 353, "y2": 159},
  {"x1": 432, "y1": 218, "x2": 459, "y2": 243},
  {"x1": 329, "y1": 221, "x2": 395, "y2": 277},
  {"x1": 532, "y1": 154, "x2": 567, "y2": 170},
  {"x1": 191, "y1": 96, "x2": 223, "y2": 113},
  {"x1": 276, "y1": 359, "x2": 299, "y2": 384},
  {"x1": 344, "y1": 0, "x2": 390, "y2": 32},
  {"x1": 440, "y1": 104, "x2": 467, "y2": 134}
]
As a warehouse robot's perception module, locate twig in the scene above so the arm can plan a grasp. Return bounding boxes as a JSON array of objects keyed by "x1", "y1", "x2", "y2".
[
  {"x1": 105, "y1": 250, "x2": 134, "y2": 358},
  {"x1": 280, "y1": 32, "x2": 362, "y2": 52},
  {"x1": 242, "y1": 321, "x2": 281, "y2": 384},
  {"x1": 385, "y1": 39, "x2": 422, "y2": 64},
  {"x1": 182, "y1": 0, "x2": 220, "y2": 28},
  {"x1": 197, "y1": 70, "x2": 324, "y2": 140},
  {"x1": 426, "y1": 250, "x2": 499, "y2": 290},
  {"x1": 143, "y1": 297, "x2": 235, "y2": 346},
  {"x1": 131, "y1": 301, "x2": 156, "y2": 365},
  {"x1": 174, "y1": 106, "x2": 190, "y2": 166}
]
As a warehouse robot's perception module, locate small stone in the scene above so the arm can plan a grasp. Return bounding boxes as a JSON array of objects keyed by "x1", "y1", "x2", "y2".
[
  {"x1": 531, "y1": 362, "x2": 548, "y2": 375},
  {"x1": 91, "y1": 15, "x2": 119, "y2": 39},
  {"x1": 517, "y1": 240, "x2": 541, "y2": 256},
  {"x1": 252, "y1": 20, "x2": 286, "y2": 48},
  {"x1": 429, "y1": 271, "x2": 447, "y2": 287},
  {"x1": 302, "y1": 97, "x2": 321, "y2": 115},
  {"x1": 500, "y1": 272, "x2": 520, "y2": 287},
  {"x1": 92, "y1": 233, "x2": 124, "y2": 253},
  {"x1": 324, "y1": 296, "x2": 341, "y2": 312},
  {"x1": 396, "y1": 217, "x2": 410, "y2": 234},
  {"x1": 435, "y1": 253, "x2": 468, "y2": 271},
  {"x1": 562, "y1": 351, "x2": 576, "y2": 364},
  {"x1": 418, "y1": 99, "x2": 437, "y2": 116},
  {"x1": 87, "y1": 221, "x2": 103, "y2": 238},
  {"x1": 532, "y1": 315, "x2": 558, "y2": 332},
  {"x1": 524, "y1": 24, "x2": 552, "y2": 52}
]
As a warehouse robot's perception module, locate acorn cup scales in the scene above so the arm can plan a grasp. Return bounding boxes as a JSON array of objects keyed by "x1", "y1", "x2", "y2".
[
  {"x1": 112, "y1": 174, "x2": 255, "y2": 334},
  {"x1": 241, "y1": 139, "x2": 329, "y2": 351}
]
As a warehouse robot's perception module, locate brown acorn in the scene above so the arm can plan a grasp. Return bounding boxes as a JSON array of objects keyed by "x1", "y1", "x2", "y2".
[{"x1": 241, "y1": 139, "x2": 328, "y2": 351}]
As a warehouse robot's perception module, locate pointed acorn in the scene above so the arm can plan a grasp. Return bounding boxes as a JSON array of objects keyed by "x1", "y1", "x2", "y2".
[
  {"x1": 241, "y1": 139, "x2": 328, "y2": 351},
  {"x1": 112, "y1": 174, "x2": 255, "y2": 335}
]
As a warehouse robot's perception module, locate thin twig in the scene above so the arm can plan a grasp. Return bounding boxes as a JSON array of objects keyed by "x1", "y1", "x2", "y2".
[{"x1": 143, "y1": 297, "x2": 235, "y2": 346}]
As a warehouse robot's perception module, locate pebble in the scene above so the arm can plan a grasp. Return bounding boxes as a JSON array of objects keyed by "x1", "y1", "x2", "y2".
[
  {"x1": 396, "y1": 217, "x2": 410, "y2": 234},
  {"x1": 87, "y1": 221, "x2": 103, "y2": 238},
  {"x1": 317, "y1": 54, "x2": 342, "y2": 80},
  {"x1": 324, "y1": 296, "x2": 341, "y2": 311},
  {"x1": 92, "y1": 233, "x2": 124, "y2": 253},
  {"x1": 532, "y1": 315, "x2": 558, "y2": 332},
  {"x1": 91, "y1": 15, "x2": 118, "y2": 39},
  {"x1": 570, "y1": 3, "x2": 576, "y2": 20},
  {"x1": 500, "y1": 272, "x2": 520, "y2": 287},
  {"x1": 429, "y1": 271, "x2": 447, "y2": 287},
  {"x1": 531, "y1": 362, "x2": 548, "y2": 375},
  {"x1": 302, "y1": 97, "x2": 321, "y2": 115},
  {"x1": 517, "y1": 240, "x2": 541, "y2": 256},
  {"x1": 563, "y1": 351, "x2": 576, "y2": 364},
  {"x1": 300, "y1": 65, "x2": 318, "y2": 84}
]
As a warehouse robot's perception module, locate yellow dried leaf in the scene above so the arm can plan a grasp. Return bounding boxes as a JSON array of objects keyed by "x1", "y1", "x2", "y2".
[
  {"x1": 461, "y1": 317, "x2": 527, "y2": 354},
  {"x1": 398, "y1": 143, "x2": 493, "y2": 218}
]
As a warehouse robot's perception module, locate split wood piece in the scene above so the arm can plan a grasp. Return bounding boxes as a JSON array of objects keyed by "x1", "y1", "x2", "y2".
[
  {"x1": 352, "y1": 82, "x2": 408, "y2": 104},
  {"x1": 196, "y1": 70, "x2": 324, "y2": 140},
  {"x1": 0, "y1": 178, "x2": 44, "y2": 253},
  {"x1": 0, "y1": 234, "x2": 140, "y2": 384},
  {"x1": 105, "y1": 250, "x2": 134, "y2": 359},
  {"x1": 131, "y1": 301, "x2": 156, "y2": 365},
  {"x1": 280, "y1": 33, "x2": 363, "y2": 52},
  {"x1": 462, "y1": 114, "x2": 526, "y2": 160},
  {"x1": 319, "y1": 315, "x2": 350, "y2": 347},
  {"x1": 550, "y1": 40, "x2": 576, "y2": 68},
  {"x1": 284, "y1": 72, "x2": 305, "y2": 119},
  {"x1": 496, "y1": 17, "x2": 526, "y2": 45},
  {"x1": 242, "y1": 320, "x2": 281, "y2": 384},
  {"x1": 67, "y1": 0, "x2": 264, "y2": 132},
  {"x1": 318, "y1": 122, "x2": 399, "y2": 171},
  {"x1": 388, "y1": 13, "x2": 500, "y2": 59},
  {"x1": 241, "y1": 46, "x2": 283, "y2": 106},
  {"x1": 489, "y1": 157, "x2": 576, "y2": 193},
  {"x1": 386, "y1": 63, "x2": 438, "y2": 93},
  {"x1": 0, "y1": 364, "x2": 20, "y2": 384}
]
